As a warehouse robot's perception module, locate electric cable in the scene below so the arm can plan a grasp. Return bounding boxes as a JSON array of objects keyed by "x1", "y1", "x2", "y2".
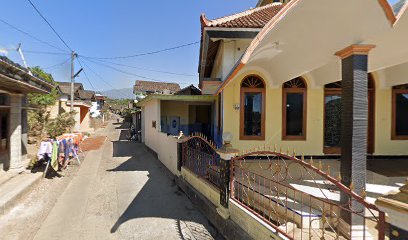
[
  {"x1": 0, "y1": 18, "x2": 68, "y2": 53},
  {"x1": 24, "y1": 50, "x2": 70, "y2": 55},
  {"x1": 79, "y1": 58, "x2": 137, "y2": 97},
  {"x1": 76, "y1": 58, "x2": 96, "y2": 91},
  {"x1": 27, "y1": 0, "x2": 72, "y2": 51},
  {"x1": 43, "y1": 57, "x2": 70, "y2": 70},
  {"x1": 86, "y1": 58, "x2": 198, "y2": 77},
  {"x1": 81, "y1": 57, "x2": 192, "y2": 86},
  {"x1": 81, "y1": 41, "x2": 199, "y2": 60}
]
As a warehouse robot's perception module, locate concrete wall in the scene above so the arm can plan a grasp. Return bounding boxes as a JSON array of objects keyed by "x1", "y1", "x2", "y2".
[
  {"x1": 211, "y1": 40, "x2": 252, "y2": 80},
  {"x1": 221, "y1": 69, "x2": 408, "y2": 155},
  {"x1": 156, "y1": 132, "x2": 179, "y2": 175},
  {"x1": 79, "y1": 107, "x2": 91, "y2": 131},
  {"x1": 160, "y1": 101, "x2": 189, "y2": 128},
  {"x1": 181, "y1": 167, "x2": 283, "y2": 240},
  {"x1": 141, "y1": 99, "x2": 180, "y2": 175},
  {"x1": 143, "y1": 99, "x2": 160, "y2": 151}
]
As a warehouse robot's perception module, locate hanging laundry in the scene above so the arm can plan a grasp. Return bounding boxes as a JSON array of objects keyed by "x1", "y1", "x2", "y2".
[
  {"x1": 37, "y1": 141, "x2": 52, "y2": 160},
  {"x1": 51, "y1": 141, "x2": 59, "y2": 171}
]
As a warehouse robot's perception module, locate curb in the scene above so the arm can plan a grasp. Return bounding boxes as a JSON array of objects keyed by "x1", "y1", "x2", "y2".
[{"x1": 0, "y1": 172, "x2": 42, "y2": 215}]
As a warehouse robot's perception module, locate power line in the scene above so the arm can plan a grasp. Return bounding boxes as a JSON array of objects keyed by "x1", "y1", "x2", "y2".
[
  {"x1": 43, "y1": 57, "x2": 70, "y2": 70},
  {"x1": 79, "y1": 59, "x2": 135, "y2": 97},
  {"x1": 81, "y1": 57, "x2": 192, "y2": 85},
  {"x1": 0, "y1": 18, "x2": 67, "y2": 52},
  {"x1": 76, "y1": 58, "x2": 96, "y2": 91},
  {"x1": 87, "y1": 58, "x2": 198, "y2": 77},
  {"x1": 24, "y1": 50, "x2": 70, "y2": 55},
  {"x1": 81, "y1": 41, "x2": 199, "y2": 60},
  {"x1": 27, "y1": 0, "x2": 72, "y2": 51}
]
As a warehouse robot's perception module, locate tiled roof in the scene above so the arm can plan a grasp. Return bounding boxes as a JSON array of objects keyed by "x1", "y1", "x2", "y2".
[
  {"x1": 57, "y1": 82, "x2": 84, "y2": 95},
  {"x1": 174, "y1": 84, "x2": 201, "y2": 96},
  {"x1": 76, "y1": 90, "x2": 95, "y2": 100},
  {"x1": 201, "y1": 3, "x2": 284, "y2": 28},
  {"x1": 134, "y1": 80, "x2": 181, "y2": 94}
]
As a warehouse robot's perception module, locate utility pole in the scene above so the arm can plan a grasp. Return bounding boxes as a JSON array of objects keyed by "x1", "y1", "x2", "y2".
[
  {"x1": 70, "y1": 51, "x2": 76, "y2": 112},
  {"x1": 17, "y1": 43, "x2": 33, "y2": 76}
]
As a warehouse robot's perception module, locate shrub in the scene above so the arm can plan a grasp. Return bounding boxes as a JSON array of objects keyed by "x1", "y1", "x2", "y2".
[{"x1": 46, "y1": 112, "x2": 76, "y2": 139}]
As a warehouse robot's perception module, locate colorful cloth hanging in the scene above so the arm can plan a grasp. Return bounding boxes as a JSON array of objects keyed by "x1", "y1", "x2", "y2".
[{"x1": 51, "y1": 141, "x2": 59, "y2": 171}]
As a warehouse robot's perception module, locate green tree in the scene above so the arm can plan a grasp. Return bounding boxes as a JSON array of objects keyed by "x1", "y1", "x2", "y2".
[
  {"x1": 28, "y1": 66, "x2": 58, "y2": 106},
  {"x1": 27, "y1": 67, "x2": 77, "y2": 143}
]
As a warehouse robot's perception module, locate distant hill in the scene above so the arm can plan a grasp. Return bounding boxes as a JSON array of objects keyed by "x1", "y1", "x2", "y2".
[{"x1": 101, "y1": 88, "x2": 134, "y2": 99}]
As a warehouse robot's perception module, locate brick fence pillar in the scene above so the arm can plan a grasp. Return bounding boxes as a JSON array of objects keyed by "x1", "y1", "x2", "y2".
[
  {"x1": 335, "y1": 44, "x2": 375, "y2": 238},
  {"x1": 217, "y1": 146, "x2": 239, "y2": 208}
]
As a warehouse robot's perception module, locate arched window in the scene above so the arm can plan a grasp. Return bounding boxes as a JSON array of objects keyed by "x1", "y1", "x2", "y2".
[
  {"x1": 282, "y1": 77, "x2": 307, "y2": 140},
  {"x1": 392, "y1": 83, "x2": 408, "y2": 140},
  {"x1": 240, "y1": 76, "x2": 265, "y2": 140}
]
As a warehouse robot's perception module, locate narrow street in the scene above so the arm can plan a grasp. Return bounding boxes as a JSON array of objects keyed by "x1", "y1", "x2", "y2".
[{"x1": 28, "y1": 121, "x2": 220, "y2": 240}]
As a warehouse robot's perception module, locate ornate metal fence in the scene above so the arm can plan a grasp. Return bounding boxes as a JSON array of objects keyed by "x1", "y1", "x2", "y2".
[
  {"x1": 230, "y1": 150, "x2": 386, "y2": 240},
  {"x1": 181, "y1": 135, "x2": 221, "y2": 189}
]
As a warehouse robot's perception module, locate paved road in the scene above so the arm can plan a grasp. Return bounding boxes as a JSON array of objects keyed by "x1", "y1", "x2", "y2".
[{"x1": 33, "y1": 121, "x2": 221, "y2": 240}]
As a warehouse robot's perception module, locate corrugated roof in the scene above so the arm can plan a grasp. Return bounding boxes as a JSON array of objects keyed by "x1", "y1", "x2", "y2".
[
  {"x1": 201, "y1": 3, "x2": 284, "y2": 28},
  {"x1": 134, "y1": 80, "x2": 181, "y2": 94}
]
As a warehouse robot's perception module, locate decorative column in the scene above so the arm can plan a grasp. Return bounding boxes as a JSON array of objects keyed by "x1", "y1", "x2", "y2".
[
  {"x1": 216, "y1": 133, "x2": 239, "y2": 210},
  {"x1": 335, "y1": 44, "x2": 375, "y2": 238},
  {"x1": 8, "y1": 94, "x2": 23, "y2": 171},
  {"x1": 376, "y1": 179, "x2": 408, "y2": 240}
]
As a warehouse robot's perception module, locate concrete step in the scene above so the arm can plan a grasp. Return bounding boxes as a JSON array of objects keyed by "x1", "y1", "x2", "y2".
[
  {"x1": 0, "y1": 171, "x2": 42, "y2": 215},
  {"x1": 234, "y1": 181, "x2": 324, "y2": 229}
]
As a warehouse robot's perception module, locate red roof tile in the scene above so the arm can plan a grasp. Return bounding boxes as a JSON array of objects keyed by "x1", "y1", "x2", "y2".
[{"x1": 201, "y1": 3, "x2": 284, "y2": 28}]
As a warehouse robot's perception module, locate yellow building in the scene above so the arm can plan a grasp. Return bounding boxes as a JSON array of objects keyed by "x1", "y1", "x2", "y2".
[{"x1": 199, "y1": 0, "x2": 408, "y2": 157}]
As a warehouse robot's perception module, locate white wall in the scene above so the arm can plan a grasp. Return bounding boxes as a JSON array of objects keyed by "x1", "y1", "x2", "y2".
[
  {"x1": 143, "y1": 99, "x2": 160, "y2": 151},
  {"x1": 156, "y1": 132, "x2": 179, "y2": 175},
  {"x1": 142, "y1": 99, "x2": 180, "y2": 175},
  {"x1": 211, "y1": 39, "x2": 252, "y2": 80}
]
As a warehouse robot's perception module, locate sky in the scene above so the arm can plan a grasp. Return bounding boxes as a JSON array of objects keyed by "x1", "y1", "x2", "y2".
[
  {"x1": 0, "y1": 0, "x2": 401, "y2": 92},
  {"x1": 0, "y1": 0, "x2": 258, "y2": 91}
]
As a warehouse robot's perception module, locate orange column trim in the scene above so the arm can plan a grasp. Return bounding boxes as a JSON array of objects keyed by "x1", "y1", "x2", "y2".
[{"x1": 335, "y1": 44, "x2": 376, "y2": 59}]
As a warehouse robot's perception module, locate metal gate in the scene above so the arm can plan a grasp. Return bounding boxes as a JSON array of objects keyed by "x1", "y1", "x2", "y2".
[
  {"x1": 181, "y1": 135, "x2": 221, "y2": 189},
  {"x1": 231, "y1": 149, "x2": 385, "y2": 240}
]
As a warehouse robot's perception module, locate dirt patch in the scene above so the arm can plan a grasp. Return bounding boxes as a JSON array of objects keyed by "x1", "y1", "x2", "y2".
[{"x1": 80, "y1": 136, "x2": 107, "y2": 152}]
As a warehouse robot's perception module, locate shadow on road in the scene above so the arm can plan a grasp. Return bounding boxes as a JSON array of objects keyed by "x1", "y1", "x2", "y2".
[{"x1": 108, "y1": 139, "x2": 222, "y2": 239}]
